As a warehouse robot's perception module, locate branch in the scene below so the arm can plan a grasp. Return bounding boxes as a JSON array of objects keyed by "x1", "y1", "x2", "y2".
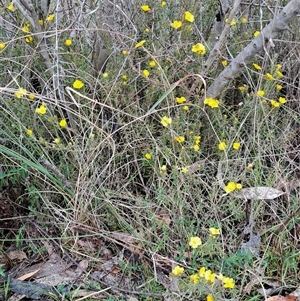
[
  {"x1": 204, "y1": 0, "x2": 241, "y2": 72},
  {"x1": 206, "y1": 0, "x2": 300, "y2": 99}
]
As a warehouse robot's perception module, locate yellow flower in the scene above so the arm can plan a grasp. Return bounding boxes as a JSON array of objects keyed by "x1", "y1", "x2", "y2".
[
  {"x1": 193, "y1": 144, "x2": 200, "y2": 151},
  {"x1": 230, "y1": 18, "x2": 236, "y2": 26},
  {"x1": 205, "y1": 270, "x2": 216, "y2": 283},
  {"x1": 181, "y1": 167, "x2": 188, "y2": 174},
  {"x1": 189, "y1": 236, "x2": 202, "y2": 249},
  {"x1": 175, "y1": 136, "x2": 185, "y2": 143},
  {"x1": 224, "y1": 181, "x2": 236, "y2": 193},
  {"x1": 35, "y1": 103, "x2": 47, "y2": 115},
  {"x1": 144, "y1": 28, "x2": 150, "y2": 33},
  {"x1": 39, "y1": 19, "x2": 44, "y2": 26},
  {"x1": 254, "y1": 30, "x2": 260, "y2": 37},
  {"x1": 161, "y1": 1, "x2": 166, "y2": 7},
  {"x1": 22, "y1": 25, "x2": 30, "y2": 33},
  {"x1": 160, "y1": 165, "x2": 167, "y2": 172},
  {"x1": 26, "y1": 129, "x2": 33, "y2": 136},
  {"x1": 278, "y1": 96, "x2": 286, "y2": 104},
  {"x1": 218, "y1": 141, "x2": 227, "y2": 151},
  {"x1": 183, "y1": 105, "x2": 189, "y2": 111},
  {"x1": 207, "y1": 295, "x2": 214, "y2": 301},
  {"x1": 257, "y1": 90, "x2": 265, "y2": 97},
  {"x1": 222, "y1": 277, "x2": 235, "y2": 289},
  {"x1": 46, "y1": 14, "x2": 55, "y2": 21},
  {"x1": 221, "y1": 60, "x2": 228, "y2": 67},
  {"x1": 176, "y1": 96, "x2": 186, "y2": 104},
  {"x1": 142, "y1": 69, "x2": 149, "y2": 77},
  {"x1": 25, "y1": 36, "x2": 33, "y2": 43},
  {"x1": 253, "y1": 63, "x2": 261, "y2": 70},
  {"x1": 141, "y1": 5, "x2": 151, "y2": 12},
  {"x1": 190, "y1": 274, "x2": 200, "y2": 284},
  {"x1": 73, "y1": 79, "x2": 84, "y2": 89},
  {"x1": 270, "y1": 100, "x2": 280, "y2": 107},
  {"x1": 0, "y1": 43, "x2": 5, "y2": 50},
  {"x1": 276, "y1": 84, "x2": 282, "y2": 91},
  {"x1": 233, "y1": 141, "x2": 241, "y2": 150},
  {"x1": 241, "y1": 17, "x2": 247, "y2": 23},
  {"x1": 29, "y1": 93, "x2": 35, "y2": 100},
  {"x1": 15, "y1": 87, "x2": 27, "y2": 98},
  {"x1": 134, "y1": 40, "x2": 146, "y2": 48},
  {"x1": 170, "y1": 20, "x2": 182, "y2": 29},
  {"x1": 172, "y1": 266, "x2": 184, "y2": 276},
  {"x1": 145, "y1": 153, "x2": 152, "y2": 160},
  {"x1": 59, "y1": 119, "x2": 67, "y2": 128},
  {"x1": 103, "y1": 72, "x2": 109, "y2": 78},
  {"x1": 7, "y1": 3, "x2": 16, "y2": 11},
  {"x1": 204, "y1": 97, "x2": 219, "y2": 108},
  {"x1": 54, "y1": 138, "x2": 60, "y2": 144},
  {"x1": 265, "y1": 73, "x2": 275, "y2": 80},
  {"x1": 191, "y1": 43, "x2": 206, "y2": 55},
  {"x1": 122, "y1": 50, "x2": 128, "y2": 55},
  {"x1": 238, "y1": 85, "x2": 248, "y2": 93},
  {"x1": 149, "y1": 60, "x2": 156, "y2": 67},
  {"x1": 161, "y1": 116, "x2": 172, "y2": 127},
  {"x1": 194, "y1": 136, "x2": 201, "y2": 144},
  {"x1": 184, "y1": 11, "x2": 194, "y2": 23},
  {"x1": 276, "y1": 70, "x2": 284, "y2": 78},
  {"x1": 261, "y1": 99, "x2": 267, "y2": 105},
  {"x1": 199, "y1": 267, "x2": 206, "y2": 277},
  {"x1": 65, "y1": 39, "x2": 72, "y2": 46},
  {"x1": 209, "y1": 228, "x2": 220, "y2": 236},
  {"x1": 236, "y1": 183, "x2": 243, "y2": 190}
]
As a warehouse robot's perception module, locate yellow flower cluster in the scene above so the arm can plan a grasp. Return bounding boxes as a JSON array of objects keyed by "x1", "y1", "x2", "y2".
[
  {"x1": 35, "y1": 103, "x2": 47, "y2": 115},
  {"x1": 270, "y1": 97, "x2": 286, "y2": 108},
  {"x1": 170, "y1": 11, "x2": 194, "y2": 30},
  {"x1": 224, "y1": 181, "x2": 242, "y2": 193},
  {"x1": 174, "y1": 136, "x2": 185, "y2": 143},
  {"x1": 188, "y1": 266, "x2": 235, "y2": 289},
  {"x1": 193, "y1": 135, "x2": 201, "y2": 151}
]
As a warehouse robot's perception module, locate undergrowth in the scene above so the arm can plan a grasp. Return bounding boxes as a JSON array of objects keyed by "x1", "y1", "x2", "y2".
[{"x1": 1, "y1": 1, "x2": 300, "y2": 300}]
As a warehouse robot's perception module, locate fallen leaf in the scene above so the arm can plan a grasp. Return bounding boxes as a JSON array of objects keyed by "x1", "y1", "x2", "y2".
[
  {"x1": 17, "y1": 269, "x2": 40, "y2": 281},
  {"x1": 7, "y1": 251, "x2": 27, "y2": 261},
  {"x1": 9, "y1": 277, "x2": 57, "y2": 299},
  {"x1": 266, "y1": 296, "x2": 296, "y2": 301},
  {"x1": 155, "y1": 213, "x2": 171, "y2": 226},
  {"x1": 110, "y1": 232, "x2": 139, "y2": 244},
  {"x1": 241, "y1": 232, "x2": 261, "y2": 257},
  {"x1": 234, "y1": 187, "x2": 285, "y2": 200}
]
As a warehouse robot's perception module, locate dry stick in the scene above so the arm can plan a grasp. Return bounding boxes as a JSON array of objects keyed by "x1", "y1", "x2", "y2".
[
  {"x1": 205, "y1": 0, "x2": 300, "y2": 99},
  {"x1": 38, "y1": 156, "x2": 73, "y2": 191},
  {"x1": 204, "y1": 0, "x2": 242, "y2": 74},
  {"x1": 17, "y1": 0, "x2": 53, "y2": 72},
  {"x1": 15, "y1": 1, "x2": 77, "y2": 129}
]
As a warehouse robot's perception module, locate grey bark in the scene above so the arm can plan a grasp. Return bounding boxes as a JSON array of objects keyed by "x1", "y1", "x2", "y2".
[{"x1": 206, "y1": 0, "x2": 300, "y2": 99}]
